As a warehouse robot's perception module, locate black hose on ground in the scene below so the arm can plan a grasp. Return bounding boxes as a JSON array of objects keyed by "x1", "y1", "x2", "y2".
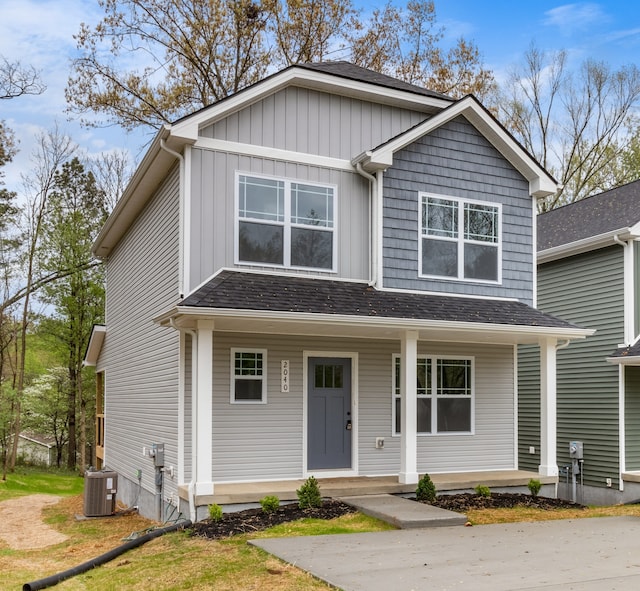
[{"x1": 23, "y1": 519, "x2": 192, "y2": 591}]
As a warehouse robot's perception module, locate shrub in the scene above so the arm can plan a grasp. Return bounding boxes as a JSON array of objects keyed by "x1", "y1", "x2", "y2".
[
  {"x1": 474, "y1": 484, "x2": 491, "y2": 497},
  {"x1": 208, "y1": 503, "x2": 223, "y2": 522},
  {"x1": 297, "y1": 476, "x2": 323, "y2": 509},
  {"x1": 415, "y1": 473, "x2": 437, "y2": 503},
  {"x1": 528, "y1": 478, "x2": 542, "y2": 497},
  {"x1": 260, "y1": 495, "x2": 280, "y2": 513}
]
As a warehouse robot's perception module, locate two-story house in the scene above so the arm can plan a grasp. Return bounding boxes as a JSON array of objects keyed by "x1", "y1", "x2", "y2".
[
  {"x1": 84, "y1": 62, "x2": 590, "y2": 522},
  {"x1": 519, "y1": 180, "x2": 640, "y2": 505}
]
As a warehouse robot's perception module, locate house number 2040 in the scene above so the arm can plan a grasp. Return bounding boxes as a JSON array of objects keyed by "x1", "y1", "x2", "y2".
[{"x1": 281, "y1": 360, "x2": 290, "y2": 392}]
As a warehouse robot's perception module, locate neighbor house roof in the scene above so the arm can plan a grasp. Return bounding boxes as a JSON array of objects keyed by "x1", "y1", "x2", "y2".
[
  {"x1": 154, "y1": 270, "x2": 592, "y2": 345},
  {"x1": 538, "y1": 180, "x2": 640, "y2": 262}
]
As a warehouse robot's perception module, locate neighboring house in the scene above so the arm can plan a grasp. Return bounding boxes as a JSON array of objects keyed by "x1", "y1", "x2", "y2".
[
  {"x1": 84, "y1": 62, "x2": 591, "y2": 521},
  {"x1": 519, "y1": 180, "x2": 640, "y2": 505},
  {"x1": 18, "y1": 432, "x2": 56, "y2": 467}
]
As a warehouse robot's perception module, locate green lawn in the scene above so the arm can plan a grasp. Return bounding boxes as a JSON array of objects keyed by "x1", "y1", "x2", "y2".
[{"x1": 0, "y1": 466, "x2": 84, "y2": 500}]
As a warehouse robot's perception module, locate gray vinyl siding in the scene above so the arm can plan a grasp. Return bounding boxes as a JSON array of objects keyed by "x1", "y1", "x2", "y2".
[
  {"x1": 517, "y1": 344, "x2": 541, "y2": 471},
  {"x1": 201, "y1": 86, "x2": 427, "y2": 160},
  {"x1": 188, "y1": 149, "x2": 370, "y2": 289},
  {"x1": 101, "y1": 166, "x2": 181, "y2": 498},
  {"x1": 382, "y1": 116, "x2": 535, "y2": 303},
  {"x1": 208, "y1": 334, "x2": 515, "y2": 482},
  {"x1": 625, "y1": 366, "x2": 640, "y2": 471},
  {"x1": 519, "y1": 246, "x2": 624, "y2": 487}
]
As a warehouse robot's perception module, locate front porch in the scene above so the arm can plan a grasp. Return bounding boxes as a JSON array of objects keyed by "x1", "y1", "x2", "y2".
[{"x1": 179, "y1": 470, "x2": 556, "y2": 507}]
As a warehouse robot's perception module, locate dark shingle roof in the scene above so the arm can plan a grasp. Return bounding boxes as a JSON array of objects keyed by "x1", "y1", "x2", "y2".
[
  {"x1": 179, "y1": 271, "x2": 579, "y2": 330},
  {"x1": 538, "y1": 180, "x2": 640, "y2": 251},
  {"x1": 297, "y1": 61, "x2": 452, "y2": 101},
  {"x1": 610, "y1": 342, "x2": 640, "y2": 359}
]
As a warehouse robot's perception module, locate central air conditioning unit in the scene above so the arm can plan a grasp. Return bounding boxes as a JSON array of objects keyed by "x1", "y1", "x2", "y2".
[{"x1": 83, "y1": 470, "x2": 118, "y2": 517}]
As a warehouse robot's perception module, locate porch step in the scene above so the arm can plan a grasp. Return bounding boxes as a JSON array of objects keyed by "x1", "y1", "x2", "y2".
[{"x1": 338, "y1": 494, "x2": 467, "y2": 529}]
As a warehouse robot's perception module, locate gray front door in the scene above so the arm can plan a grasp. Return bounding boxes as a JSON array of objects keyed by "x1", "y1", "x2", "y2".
[{"x1": 308, "y1": 357, "x2": 352, "y2": 470}]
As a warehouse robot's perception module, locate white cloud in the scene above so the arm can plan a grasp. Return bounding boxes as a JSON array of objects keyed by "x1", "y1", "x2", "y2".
[{"x1": 543, "y1": 3, "x2": 608, "y2": 32}]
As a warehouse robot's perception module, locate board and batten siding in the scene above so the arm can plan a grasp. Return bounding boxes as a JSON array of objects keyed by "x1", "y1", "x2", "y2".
[
  {"x1": 382, "y1": 116, "x2": 535, "y2": 303},
  {"x1": 200, "y1": 86, "x2": 427, "y2": 161},
  {"x1": 519, "y1": 246, "x2": 624, "y2": 486},
  {"x1": 100, "y1": 166, "x2": 181, "y2": 499},
  {"x1": 208, "y1": 333, "x2": 515, "y2": 482},
  {"x1": 188, "y1": 149, "x2": 370, "y2": 289}
]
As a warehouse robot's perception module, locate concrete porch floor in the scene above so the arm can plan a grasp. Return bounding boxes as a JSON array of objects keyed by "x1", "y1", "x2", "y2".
[{"x1": 183, "y1": 470, "x2": 556, "y2": 506}]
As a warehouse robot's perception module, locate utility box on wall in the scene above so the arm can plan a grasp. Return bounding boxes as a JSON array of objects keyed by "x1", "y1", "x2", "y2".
[{"x1": 83, "y1": 470, "x2": 118, "y2": 517}]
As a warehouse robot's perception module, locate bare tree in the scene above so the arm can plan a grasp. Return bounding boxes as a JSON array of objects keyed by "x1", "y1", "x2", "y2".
[
  {"x1": 499, "y1": 44, "x2": 640, "y2": 210},
  {"x1": 0, "y1": 56, "x2": 46, "y2": 100}
]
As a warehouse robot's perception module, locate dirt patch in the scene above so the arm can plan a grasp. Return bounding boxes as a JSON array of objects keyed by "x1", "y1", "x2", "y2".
[
  {"x1": 191, "y1": 494, "x2": 583, "y2": 540},
  {"x1": 191, "y1": 500, "x2": 357, "y2": 540},
  {"x1": 0, "y1": 494, "x2": 69, "y2": 550}
]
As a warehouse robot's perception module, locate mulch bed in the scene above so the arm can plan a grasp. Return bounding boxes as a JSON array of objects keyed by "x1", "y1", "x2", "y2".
[
  {"x1": 190, "y1": 493, "x2": 583, "y2": 540},
  {"x1": 190, "y1": 500, "x2": 357, "y2": 540}
]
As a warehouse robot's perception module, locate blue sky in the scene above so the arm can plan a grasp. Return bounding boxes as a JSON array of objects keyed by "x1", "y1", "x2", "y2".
[{"x1": 1, "y1": 1, "x2": 639, "y2": 192}]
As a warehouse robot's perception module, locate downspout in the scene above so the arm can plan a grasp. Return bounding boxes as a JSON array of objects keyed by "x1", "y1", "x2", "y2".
[
  {"x1": 170, "y1": 319, "x2": 198, "y2": 524},
  {"x1": 160, "y1": 139, "x2": 186, "y2": 298},
  {"x1": 355, "y1": 162, "x2": 378, "y2": 287}
]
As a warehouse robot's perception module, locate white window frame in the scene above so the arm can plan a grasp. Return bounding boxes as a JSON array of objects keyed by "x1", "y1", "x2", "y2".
[
  {"x1": 235, "y1": 172, "x2": 338, "y2": 272},
  {"x1": 419, "y1": 192, "x2": 502, "y2": 284},
  {"x1": 392, "y1": 354, "x2": 475, "y2": 436},
  {"x1": 230, "y1": 348, "x2": 268, "y2": 404}
]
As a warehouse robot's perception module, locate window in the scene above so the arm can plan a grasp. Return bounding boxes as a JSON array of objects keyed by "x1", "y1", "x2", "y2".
[
  {"x1": 237, "y1": 174, "x2": 335, "y2": 271},
  {"x1": 393, "y1": 355, "x2": 473, "y2": 434},
  {"x1": 231, "y1": 349, "x2": 267, "y2": 403},
  {"x1": 420, "y1": 194, "x2": 500, "y2": 282}
]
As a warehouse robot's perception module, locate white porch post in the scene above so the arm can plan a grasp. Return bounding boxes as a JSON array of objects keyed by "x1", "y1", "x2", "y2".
[
  {"x1": 399, "y1": 330, "x2": 419, "y2": 484},
  {"x1": 539, "y1": 337, "x2": 559, "y2": 477},
  {"x1": 194, "y1": 319, "x2": 215, "y2": 495}
]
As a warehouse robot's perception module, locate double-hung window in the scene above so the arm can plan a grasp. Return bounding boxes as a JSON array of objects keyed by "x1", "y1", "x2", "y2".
[
  {"x1": 420, "y1": 194, "x2": 500, "y2": 282},
  {"x1": 237, "y1": 174, "x2": 336, "y2": 271},
  {"x1": 231, "y1": 349, "x2": 267, "y2": 404},
  {"x1": 393, "y1": 355, "x2": 473, "y2": 434}
]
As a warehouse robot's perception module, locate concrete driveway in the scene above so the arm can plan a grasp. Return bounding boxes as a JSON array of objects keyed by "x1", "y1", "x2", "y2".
[{"x1": 251, "y1": 516, "x2": 640, "y2": 591}]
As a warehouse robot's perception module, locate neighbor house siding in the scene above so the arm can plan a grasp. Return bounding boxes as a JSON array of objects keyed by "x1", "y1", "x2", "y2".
[
  {"x1": 201, "y1": 86, "x2": 427, "y2": 160},
  {"x1": 188, "y1": 149, "x2": 370, "y2": 289},
  {"x1": 521, "y1": 246, "x2": 624, "y2": 487},
  {"x1": 382, "y1": 116, "x2": 534, "y2": 303},
  {"x1": 208, "y1": 334, "x2": 515, "y2": 482},
  {"x1": 101, "y1": 166, "x2": 181, "y2": 499},
  {"x1": 625, "y1": 366, "x2": 640, "y2": 471}
]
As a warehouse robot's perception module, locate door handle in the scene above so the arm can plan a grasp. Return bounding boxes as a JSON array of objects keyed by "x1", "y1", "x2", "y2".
[{"x1": 346, "y1": 419, "x2": 352, "y2": 430}]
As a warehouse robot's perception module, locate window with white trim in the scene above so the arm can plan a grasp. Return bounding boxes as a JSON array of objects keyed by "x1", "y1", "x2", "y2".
[
  {"x1": 420, "y1": 194, "x2": 500, "y2": 282},
  {"x1": 237, "y1": 174, "x2": 335, "y2": 271},
  {"x1": 393, "y1": 355, "x2": 473, "y2": 434},
  {"x1": 231, "y1": 349, "x2": 267, "y2": 403}
]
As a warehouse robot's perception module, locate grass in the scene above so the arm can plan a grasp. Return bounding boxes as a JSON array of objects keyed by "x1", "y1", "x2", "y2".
[
  {"x1": 3, "y1": 470, "x2": 640, "y2": 590},
  {"x1": 0, "y1": 466, "x2": 84, "y2": 500}
]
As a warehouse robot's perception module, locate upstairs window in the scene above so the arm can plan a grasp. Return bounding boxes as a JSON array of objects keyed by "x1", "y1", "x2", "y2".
[
  {"x1": 420, "y1": 194, "x2": 500, "y2": 282},
  {"x1": 237, "y1": 174, "x2": 336, "y2": 271}
]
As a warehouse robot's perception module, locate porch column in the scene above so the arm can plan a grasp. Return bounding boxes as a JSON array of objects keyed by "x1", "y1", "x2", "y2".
[
  {"x1": 399, "y1": 330, "x2": 419, "y2": 484},
  {"x1": 194, "y1": 319, "x2": 215, "y2": 495},
  {"x1": 539, "y1": 337, "x2": 559, "y2": 477}
]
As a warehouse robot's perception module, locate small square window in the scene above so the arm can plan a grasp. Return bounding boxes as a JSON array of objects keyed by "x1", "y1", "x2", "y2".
[{"x1": 231, "y1": 349, "x2": 267, "y2": 403}]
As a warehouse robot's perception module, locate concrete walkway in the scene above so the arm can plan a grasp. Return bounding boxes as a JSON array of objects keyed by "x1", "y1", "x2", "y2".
[
  {"x1": 251, "y1": 516, "x2": 640, "y2": 591},
  {"x1": 339, "y1": 494, "x2": 467, "y2": 528}
]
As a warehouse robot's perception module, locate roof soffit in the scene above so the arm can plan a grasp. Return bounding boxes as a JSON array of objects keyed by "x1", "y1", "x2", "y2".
[{"x1": 357, "y1": 96, "x2": 558, "y2": 198}]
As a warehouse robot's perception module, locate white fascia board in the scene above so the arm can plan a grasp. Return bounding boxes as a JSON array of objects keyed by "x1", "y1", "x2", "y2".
[
  {"x1": 361, "y1": 96, "x2": 558, "y2": 198},
  {"x1": 538, "y1": 228, "x2": 636, "y2": 264},
  {"x1": 158, "y1": 305, "x2": 593, "y2": 341},
  {"x1": 83, "y1": 324, "x2": 106, "y2": 366},
  {"x1": 170, "y1": 67, "x2": 451, "y2": 141}
]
